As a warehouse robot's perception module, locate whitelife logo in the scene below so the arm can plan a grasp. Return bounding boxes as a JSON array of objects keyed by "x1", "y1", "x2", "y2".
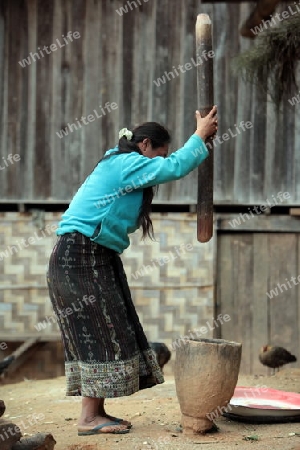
[
  {"x1": 116, "y1": 0, "x2": 149, "y2": 16},
  {"x1": 191, "y1": 121, "x2": 253, "y2": 159},
  {"x1": 0, "y1": 153, "x2": 20, "y2": 170},
  {"x1": 250, "y1": 2, "x2": 300, "y2": 35},
  {"x1": 18, "y1": 31, "x2": 81, "y2": 67},
  {"x1": 288, "y1": 90, "x2": 300, "y2": 106},
  {"x1": 228, "y1": 191, "x2": 291, "y2": 229},
  {"x1": 206, "y1": 384, "x2": 268, "y2": 421},
  {"x1": 171, "y1": 314, "x2": 231, "y2": 351},
  {"x1": 266, "y1": 274, "x2": 300, "y2": 299},
  {"x1": 56, "y1": 102, "x2": 118, "y2": 139},
  {"x1": 131, "y1": 243, "x2": 194, "y2": 280},
  {"x1": 153, "y1": 50, "x2": 215, "y2": 87},
  {"x1": 94, "y1": 172, "x2": 155, "y2": 209},
  {"x1": 0, "y1": 224, "x2": 57, "y2": 261},
  {"x1": 35, "y1": 295, "x2": 96, "y2": 331}
]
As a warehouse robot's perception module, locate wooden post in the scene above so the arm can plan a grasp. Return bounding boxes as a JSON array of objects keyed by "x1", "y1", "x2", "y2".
[{"x1": 196, "y1": 14, "x2": 214, "y2": 243}]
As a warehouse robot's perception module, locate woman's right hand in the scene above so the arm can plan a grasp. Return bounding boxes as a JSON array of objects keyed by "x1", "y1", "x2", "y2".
[{"x1": 194, "y1": 106, "x2": 218, "y2": 141}]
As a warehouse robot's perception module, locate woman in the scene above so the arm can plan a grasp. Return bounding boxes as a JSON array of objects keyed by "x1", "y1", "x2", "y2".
[{"x1": 47, "y1": 107, "x2": 218, "y2": 436}]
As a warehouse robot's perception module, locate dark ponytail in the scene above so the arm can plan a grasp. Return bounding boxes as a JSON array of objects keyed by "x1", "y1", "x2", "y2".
[{"x1": 103, "y1": 122, "x2": 171, "y2": 240}]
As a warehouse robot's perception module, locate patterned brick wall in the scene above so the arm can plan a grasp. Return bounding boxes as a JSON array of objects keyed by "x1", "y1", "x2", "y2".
[
  {"x1": 0, "y1": 211, "x2": 214, "y2": 380},
  {"x1": 0, "y1": 212, "x2": 60, "y2": 337},
  {"x1": 123, "y1": 215, "x2": 214, "y2": 344}
]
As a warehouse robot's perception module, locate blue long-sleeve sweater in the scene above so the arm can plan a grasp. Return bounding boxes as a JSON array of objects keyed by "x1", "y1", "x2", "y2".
[{"x1": 56, "y1": 134, "x2": 208, "y2": 253}]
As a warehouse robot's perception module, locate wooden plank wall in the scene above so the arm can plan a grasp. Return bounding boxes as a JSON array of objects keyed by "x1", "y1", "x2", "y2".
[
  {"x1": 0, "y1": 0, "x2": 299, "y2": 205},
  {"x1": 216, "y1": 216, "x2": 300, "y2": 374}
]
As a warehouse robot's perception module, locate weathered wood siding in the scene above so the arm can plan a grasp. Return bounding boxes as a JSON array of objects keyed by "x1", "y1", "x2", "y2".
[
  {"x1": 0, "y1": 0, "x2": 299, "y2": 204},
  {"x1": 216, "y1": 215, "x2": 300, "y2": 374}
]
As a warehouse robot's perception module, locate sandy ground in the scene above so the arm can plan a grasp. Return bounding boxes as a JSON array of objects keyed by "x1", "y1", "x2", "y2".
[{"x1": 0, "y1": 367, "x2": 300, "y2": 450}]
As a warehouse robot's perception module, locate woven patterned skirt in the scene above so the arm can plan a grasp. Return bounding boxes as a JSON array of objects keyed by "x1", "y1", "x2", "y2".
[{"x1": 47, "y1": 232, "x2": 164, "y2": 398}]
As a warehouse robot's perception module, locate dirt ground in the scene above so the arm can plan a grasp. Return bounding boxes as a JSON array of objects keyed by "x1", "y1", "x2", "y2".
[{"x1": 1, "y1": 366, "x2": 300, "y2": 450}]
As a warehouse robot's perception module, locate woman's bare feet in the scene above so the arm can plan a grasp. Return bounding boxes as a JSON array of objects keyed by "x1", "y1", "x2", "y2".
[
  {"x1": 78, "y1": 397, "x2": 129, "y2": 434},
  {"x1": 98, "y1": 398, "x2": 132, "y2": 428},
  {"x1": 78, "y1": 415, "x2": 129, "y2": 433},
  {"x1": 103, "y1": 413, "x2": 132, "y2": 428}
]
